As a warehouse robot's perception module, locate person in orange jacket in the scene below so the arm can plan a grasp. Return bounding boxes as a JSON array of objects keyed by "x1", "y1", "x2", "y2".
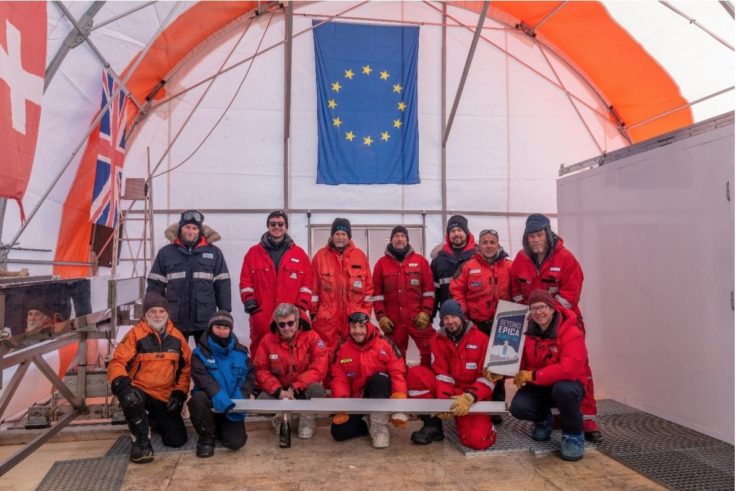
[
  {"x1": 311, "y1": 218, "x2": 373, "y2": 352},
  {"x1": 330, "y1": 312, "x2": 408, "y2": 449},
  {"x1": 108, "y1": 291, "x2": 191, "y2": 464}
]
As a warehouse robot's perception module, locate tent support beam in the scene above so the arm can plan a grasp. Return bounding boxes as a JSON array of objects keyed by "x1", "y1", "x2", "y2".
[
  {"x1": 45, "y1": 1, "x2": 106, "y2": 92},
  {"x1": 627, "y1": 86, "x2": 735, "y2": 131},
  {"x1": 441, "y1": 2, "x2": 448, "y2": 227},
  {"x1": 442, "y1": 0, "x2": 489, "y2": 147},
  {"x1": 129, "y1": 208, "x2": 556, "y2": 218},
  {"x1": 531, "y1": 2, "x2": 567, "y2": 31},
  {"x1": 54, "y1": 2, "x2": 145, "y2": 112},
  {"x1": 719, "y1": 1, "x2": 735, "y2": 19},
  {"x1": 659, "y1": 1, "x2": 734, "y2": 51},
  {"x1": 92, "y1": 1, "x2": 156, "y2": 31},
  {"x1": 283, "y1": 1, "x2": 293, "y2": 211}
]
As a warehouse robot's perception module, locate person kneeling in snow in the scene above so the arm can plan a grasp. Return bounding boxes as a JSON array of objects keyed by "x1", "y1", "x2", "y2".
[{"x1": 188, "y1": 311, "x2": 255, "y2": 458}]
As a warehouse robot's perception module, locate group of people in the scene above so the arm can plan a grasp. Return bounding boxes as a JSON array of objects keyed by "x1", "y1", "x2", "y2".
[{"x1": 108, "y1": 208, "x2": 600, "y2": 464}]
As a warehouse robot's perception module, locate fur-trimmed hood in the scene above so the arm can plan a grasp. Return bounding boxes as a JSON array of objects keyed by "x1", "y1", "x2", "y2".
[{"x1": 164, "y1": 223, "x2": 221, "y2": 244}]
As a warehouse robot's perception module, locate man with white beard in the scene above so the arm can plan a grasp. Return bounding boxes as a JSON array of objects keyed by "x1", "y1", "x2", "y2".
[{"x1": 108, "y1": 291, "x2": 192, "y2": 464}]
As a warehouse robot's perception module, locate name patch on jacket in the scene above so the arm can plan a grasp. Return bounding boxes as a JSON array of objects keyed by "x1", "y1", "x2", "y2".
[
  {"x1": 470, "y1": 281, "x2": 482, "y2": 287},
  {"x1": 465, "y1": 344, "x2": 479, "y2": 350},
  {"x1": 550, "y1": 266, "x2": 561, "y2": 272},
  {"x1": 269, "y1": 354, "x2": 279, "y2": 360},
  {"x1": 290, "y1": 272, "x2": 298, "y2": 279},
  {"x1": 202, "y1": 253, "x2": 214, "y2": 259},
  {"x1": 549, "y1": 346, "x2": 558, "y2": 353},
  {"x1": 410, "y1": 279, "x2": 419, "y2": 286},
  {"x1": 340, "y1": 358, "x2": 352, "y2": 364},
  {"x1": 291, "y1": 258, "x2": 300, "y2": 263},
  {"x1": 317, "y1": 340, "x2": 325, "y2": 349},
  {"x1": 409, "y1": 263, "x2": 418, "y2": 267},
  {"x1": 470, "y1": 269, "x2": 481, "y2": 275},
  {"x1": 346, "y1": 371, "x2": 356, "y2": 377},
  {"x1": 466, "y1": 362, "x2": 477, "y2": 369},
  {"x1": 353, "y1": 281, "x2": 362, "y2": 288}
]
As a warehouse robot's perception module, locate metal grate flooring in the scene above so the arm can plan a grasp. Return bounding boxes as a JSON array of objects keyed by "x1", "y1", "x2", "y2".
[
  {"x1": 36, "y1": 455, "x2": 129, "y2": 491},
  {"x1": 444, "y1": 399, "x2": 734, "y2": 490}
]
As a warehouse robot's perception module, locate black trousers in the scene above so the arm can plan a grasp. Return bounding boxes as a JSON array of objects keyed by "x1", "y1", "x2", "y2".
[
  {"x1": 120, "y1": 387, "x2": 187, "y2": 447},
  {"x1": 188, "y1": 391, "x2": 247, "y2": 450},
  {"x1": 331, "y1": 372, "x2": 392, "y2": 442},
  {"x1": 509, "y1": 380, "x2": 584, "y2": 434}
]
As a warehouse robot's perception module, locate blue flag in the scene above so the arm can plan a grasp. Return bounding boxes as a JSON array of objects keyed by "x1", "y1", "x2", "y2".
[{"x1": 313, "y1": 21, "x2": 419, "y2": 185}]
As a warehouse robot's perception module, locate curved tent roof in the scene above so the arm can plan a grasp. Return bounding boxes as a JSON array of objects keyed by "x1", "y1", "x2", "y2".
[{"x1": 1, "y1": 0, "x2": 733, "y2": 279}]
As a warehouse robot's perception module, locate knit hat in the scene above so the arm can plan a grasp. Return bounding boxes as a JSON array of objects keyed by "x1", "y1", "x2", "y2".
[
  {"x1": 528, "y1": 289, "x2": 556, "y2": 308},
  {"x1": 524, "y1": 213, "x2": 550, "y2": 236},
  {"x1": 208, "y1": 310, "x2": 234, "y2": 330},
  {"x1": 267, "y1": 210, "x2": 288, "y2": 228},
  {"x1": 439, "y1": 299, "x2": 465, "y2": 321},
  {"x1": 390, "y1": 225, "x2": 409, "y2": 240},
  {"x1": 179, "y1": 209, "x2": 204, "y2": 232},
  {"x1": 143, "y1": 291, "x2": 168, "y2": 314},
  {"x1": 446, "y1": 215, "x2": 469, "y2": 237},
  {"x1": 331, "y1": 218, "x2": 352, "y2": 239}
]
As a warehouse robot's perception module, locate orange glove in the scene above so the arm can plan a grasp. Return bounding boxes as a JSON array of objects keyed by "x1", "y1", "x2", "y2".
[
  {"x1": 390, "y1": 392, "x2": 407, "y2": 399},
  {"x1": 332, "y1": 412, "x2": 349, "y2": 425},
  {"x1": 437, "y1": 412, "x2": 454, "y2": 420},
  {"x1": 482, "y1": 369, "x2": 504, "y2": 383},
  {"x1": 378, "y1": 316, "x2": 394, "y2": 334},
  {"x1": 413, "y1": 312, "x2": 431, "y2": 330},
  {"x1": 450, "y1": 392, "x2": 475, "y2": 417},
  {"x1": 513, "y1": 370, "x2": 534, "y2": 389}
]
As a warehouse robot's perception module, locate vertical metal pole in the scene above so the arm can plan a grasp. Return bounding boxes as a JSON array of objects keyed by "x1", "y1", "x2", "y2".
[
  {"x1": 283, "y1": 1, "x2": 293, "y2": 211},
  {"x1": 307, "y1": 211, "x2": 312, "y2": 256},
  {"x1": 441, "y1": 3, "x2": 448, "y2": 228}
]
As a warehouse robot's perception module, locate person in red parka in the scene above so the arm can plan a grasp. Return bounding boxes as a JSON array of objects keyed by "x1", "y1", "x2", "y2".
[
  {"x1": 407, "y1": 300, "x2": 498, "y2": 450},
  {"x1": 450, "y1": 228, "x2": 512, "y2": 421},
  {"x1": 311, "y1": 218, "x2": 373, "y2": 352},
  {"x1": 330, "y1": 312, "x2": 408, "y2": 449},
  {"x1": 240, "y1": 211, "x2": 313, "y2": 358},
  {"x1": 254, "y1": 303, "x2": 328, "y2": 439},
  {"x1": 373, "y1": 225, "x2": 435, "y2": 367},
  {"x1": 430, "y1": 215, "x2": 476, "y2": 319},
  {"x1": 509, "y1": 290, "x2": 588, "y2": 461},
  {"x1": 510, "y1": 213, "x2": 600, "y2": 442}
]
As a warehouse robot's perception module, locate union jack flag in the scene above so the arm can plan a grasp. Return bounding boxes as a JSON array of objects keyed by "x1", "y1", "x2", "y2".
[{"x1": 90, "y1": 68, "x2": 128, "y2": 228}]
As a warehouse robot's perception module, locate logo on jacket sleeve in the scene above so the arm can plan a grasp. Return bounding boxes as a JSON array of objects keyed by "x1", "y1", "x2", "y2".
[
  {"x1": 465, "y1": 344, "x2": 478, "y2": 350},
  {"x1": 317, "y1": 340, "x2": 325, "y2": 349},
  {"x1": 465, "y1": 362, "x2": 477, "y2": 370},
  {"x1": 269, "y1": 354, "x2": 279, "y2": 360},
  {"x1": 202, "y1": 252, "x2": 214, "y2": 259}
]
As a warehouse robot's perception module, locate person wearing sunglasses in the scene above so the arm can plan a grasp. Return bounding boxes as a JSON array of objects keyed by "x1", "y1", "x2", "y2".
[
  {"x1": 449, "y1": 228, "x2": 512, "y2": 422},
  {"x1": 509, "y1": 213, "x2": 600, "y2": 442},
  {"x1": 372, "y1": 225, "x2": 435, "y2": 368},
  {"x1": 509, "y1": 289, "x2": 589, "y2": 461},
  {"x1": 311, "y1": 218, "x2": 373, "y2": 353},
  {"x1": 330, "y1": 311, "x2": 408, "y2": 449},
  {"x1": 239, "y1": 211, "x2": 313, "y2": 358},
  {"x1": 253, "y1": 303, "x2": 328, "y2": 440},
  {"x1": 147, "y1": 209, "x2": 232, "y2": 342}
]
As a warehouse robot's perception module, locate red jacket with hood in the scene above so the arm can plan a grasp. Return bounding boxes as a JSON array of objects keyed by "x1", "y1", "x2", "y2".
[
  {"x1": 373, "y1": 247, "x2": 434, "y2": 327},
  {"x1": 450, "y1": 250, "x2": 512, "y2": 323}
]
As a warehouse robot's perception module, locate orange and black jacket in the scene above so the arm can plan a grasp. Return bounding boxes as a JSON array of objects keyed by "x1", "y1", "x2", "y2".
[{"x1": 108, "y1": 319, "x2": 192, "y2": 402}]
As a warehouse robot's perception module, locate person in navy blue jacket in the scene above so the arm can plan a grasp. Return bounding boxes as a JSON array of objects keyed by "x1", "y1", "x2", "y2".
[{"x1": 188, "y1": 311, "x2": 255, "y2": 458}]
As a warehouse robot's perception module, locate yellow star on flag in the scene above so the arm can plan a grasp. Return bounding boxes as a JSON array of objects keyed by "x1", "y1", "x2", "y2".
[
  {"x1": 328, "y1": 99, "x2": 337, "y2": 109},
  {"x1": 332, "y1": 117, "x2": 342, "y2": 127},
  {"x1": 380, "y1": 70, "x2": 390, "y2": 81},
  {"x1": 331, "y1": 81, "x2": 342, "y2": 92},
  {"x1": 392, "y1": 83, "x2": 402, "y2": 94},
  {"x1": 345, "y1": 131, "x2": 355, "y2": 141},
  {"x1": 363, "y1": 135, "x2": 373, "y2": 146},
  {"x1": 380, "y1": 131, "x2": 390, "y2": 142},
  {"x1": 344, "y1": 69, "x2": 354, "y2": 80},
  {"x1": 397, "y1": 101, "x2": 407, "y2": 111},
  {"x1": 362, "y1": 64, "x2": 373, "y2": 75},
  {"x1": 393, "y1": 119, "x2": 402, "y2": 129}
]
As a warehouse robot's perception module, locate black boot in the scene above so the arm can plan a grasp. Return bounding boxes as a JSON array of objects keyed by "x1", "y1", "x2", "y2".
[
  {"x1": 411, "y1": 416, "x2": 444, "y2": 445},
  {"x1": 196, "y1": 435, "x2": 216, "y2": 458},
  {"x1": 128, "y1": 415, "x2": 154, "y2": 464}
]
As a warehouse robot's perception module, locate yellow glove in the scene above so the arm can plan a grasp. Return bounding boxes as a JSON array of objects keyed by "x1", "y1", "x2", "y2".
[
  {"x1": 437, "y1": 412, "x2": 454, "y2": 420},
  {"x1": 513, "y1": 370, "x2": 534, "y2": 389},
  {"x1": 482, "y1": 369, "x2": 504, "y2": 383},
  {"x1": 413, "y1": 312, "x2": 431, "y2": 330},
  {"x1": 450, "y1": 392, "x2": 475, "y2": 417},
  {"x1": 378, "y1": 316, "x2": 394, "y2": 334},
  {"x1": 332, "y1": 412, "x2": 349, "y2": 425}
]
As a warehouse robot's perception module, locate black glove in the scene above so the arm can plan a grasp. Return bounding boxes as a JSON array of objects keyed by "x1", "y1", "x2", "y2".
[
  {"x1": 165, "y1": 390, "x2": 187, "y2": 414},
  {"x1": 243, "y1": 299, "x2": 260, "y2": 314},
  {"x1": 110, "y1": 376, "x2": 133, "y2": 398}
]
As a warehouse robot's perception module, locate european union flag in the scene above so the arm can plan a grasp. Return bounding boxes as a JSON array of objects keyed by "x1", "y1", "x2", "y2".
[{"x1": 313, "y1": 21, "x2": 419, "y2": 185}]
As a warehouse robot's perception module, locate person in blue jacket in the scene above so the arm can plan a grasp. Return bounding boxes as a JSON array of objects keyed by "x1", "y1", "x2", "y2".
[{"x1": 188, "y1": 310, "x2": 255, "y2": 458}]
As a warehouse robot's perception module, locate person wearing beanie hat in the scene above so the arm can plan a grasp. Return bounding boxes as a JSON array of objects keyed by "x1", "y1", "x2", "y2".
[
  {"x1": 188, "y1": 310, "x2": 254, "y2": 458},
  {"x1": 407, "y1": 298, "x2": 498, "y2": 450},
  {"x1": 254, "y1": 303, "x2": 328, "y2": 440},
  {"x1": 509, "y1": 213, "x2": 601, "y2": 442},
  {"x1": 25, "y1": 299, "x2": 53, "y2": 334},
  {"x1": 373, "y1": 224, "x2": 435, "y2": 368},
  {"x1": 311, "y1": 218, "x2": 373, "y2": 352},
  {"x1": 239, "y1": 211, "x2": 312, "y2": 359},
  {"x1": 148, "y1": 208, "x2": 231, "y2": 342},
  {"x1": 509, "y1": 289, "x2": 590, "y2": 461},
  {"x1": 108, "y1": 292, "x2": 192, "y2": 464},
  {"x1": 430, "y1": 215, "x2": 476, "y2": 322}
]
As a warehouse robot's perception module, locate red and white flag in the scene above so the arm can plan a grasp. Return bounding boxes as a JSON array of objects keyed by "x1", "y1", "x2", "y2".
[{"x1": 0, "y1": 2, "x2": 46, "y2": 222}]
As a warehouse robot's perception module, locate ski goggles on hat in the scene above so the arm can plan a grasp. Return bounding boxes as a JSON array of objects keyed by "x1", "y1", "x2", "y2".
[
  {"x1": 479, "y1": 229, "x2": 499, "y2": 239},
  {"x1": 348, "y1": 312, "x2": 370, "y2": 324},
  {"x1": 181, "y1": 210, "x2": 204, "y2": 224}
]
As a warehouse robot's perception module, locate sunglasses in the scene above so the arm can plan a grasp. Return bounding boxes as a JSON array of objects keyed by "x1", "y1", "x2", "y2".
[
  {"x1": 182, "y1": 210, "x2": 204, "y2": 223},
  {"x1": 277, "y1": 320, "x2": 296, "y2": 328},
  {"x1": 269, "y1": 221, "x2": 286, "y2": 228}
]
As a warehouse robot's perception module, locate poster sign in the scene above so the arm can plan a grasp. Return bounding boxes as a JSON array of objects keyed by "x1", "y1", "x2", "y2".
[{"x1": 482, "y1": 300, "x2": 529, "y2": 377}]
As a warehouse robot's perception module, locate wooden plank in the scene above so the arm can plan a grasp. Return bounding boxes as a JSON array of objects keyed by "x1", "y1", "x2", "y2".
[{"x1": 230, "y1": 399, "x2": 506, "y2": 415}]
